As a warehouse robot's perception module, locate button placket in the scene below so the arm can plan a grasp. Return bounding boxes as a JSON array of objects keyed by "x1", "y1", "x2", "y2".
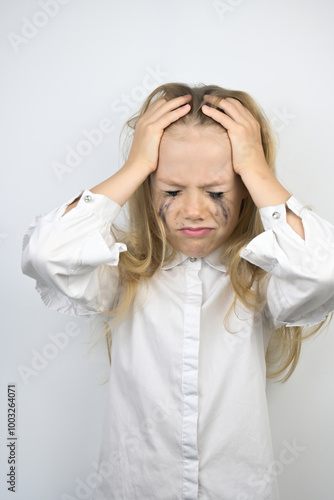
[{"x1": 181, "y1": 261, "x2": 201, "y2": 499}]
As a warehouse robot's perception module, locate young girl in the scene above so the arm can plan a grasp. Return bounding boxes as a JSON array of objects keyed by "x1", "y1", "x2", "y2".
[{"x1": 22, "y1": 83, "x2": 334, "y2": 500}]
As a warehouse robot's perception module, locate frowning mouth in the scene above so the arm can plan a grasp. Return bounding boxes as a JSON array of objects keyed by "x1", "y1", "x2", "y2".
[{"x1": 179, "y1": 227, "x2": 213, "y2": 237}]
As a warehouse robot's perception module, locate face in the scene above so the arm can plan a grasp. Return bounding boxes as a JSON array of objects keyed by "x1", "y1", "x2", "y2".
[{"x1": 150, "y1": 125, "x2": 248, "y2": 258}]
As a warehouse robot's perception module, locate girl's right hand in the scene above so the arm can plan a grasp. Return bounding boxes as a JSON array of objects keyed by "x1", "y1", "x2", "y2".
[{"x1": 126, "y1": 94, "x2": 192, "y2": 173}]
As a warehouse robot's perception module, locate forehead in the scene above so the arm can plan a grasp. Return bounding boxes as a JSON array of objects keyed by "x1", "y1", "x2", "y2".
[
  {"x1": 162, "y1": 123, "x2": 228, "y2": 150},
  {"x1": 156, "y1": 125, "x2": 232, "y2": 186}
]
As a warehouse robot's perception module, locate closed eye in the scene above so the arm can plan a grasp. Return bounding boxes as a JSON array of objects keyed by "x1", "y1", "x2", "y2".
[
  {"x1": 164, "y1": 191, "x2": 224, "y2": 198},
  {"x1": 164, "y1": 191, "x2": 180, "y2": 197},
  {"x1": 209, "y1": 192, "x2": 224, "y2": 199}
]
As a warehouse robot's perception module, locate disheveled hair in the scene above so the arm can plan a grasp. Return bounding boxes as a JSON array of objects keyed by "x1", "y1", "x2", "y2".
[{"x1": 97, "y1": 82, "x2": 331, "y2": 383}]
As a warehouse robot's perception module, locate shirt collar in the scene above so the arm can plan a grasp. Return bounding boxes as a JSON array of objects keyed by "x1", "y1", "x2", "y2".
[{"x1": 162, "y1": 245, "x2": 227, "y2": 274}]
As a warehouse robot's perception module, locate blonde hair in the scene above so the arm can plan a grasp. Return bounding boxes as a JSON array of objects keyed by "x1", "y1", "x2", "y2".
[{"x1": 99, "y1": 82, "x2": 330, "y2": 383}]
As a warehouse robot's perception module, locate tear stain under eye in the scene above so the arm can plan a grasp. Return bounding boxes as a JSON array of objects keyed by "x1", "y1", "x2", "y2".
[
  {"x1": 158, "y1": 200, "x2": 174, "y2": 231},
  {"x1": 212, "y1": 197, "x2": 230, "y2": 224}
]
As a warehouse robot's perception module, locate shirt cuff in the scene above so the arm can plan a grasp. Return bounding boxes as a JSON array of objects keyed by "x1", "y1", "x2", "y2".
[
  {"x1": 60, "y1": 189, "x2": 122, "y2": 223},
  {"x1": 258, "y1": 195, "x2": 305, "y2": 231}
]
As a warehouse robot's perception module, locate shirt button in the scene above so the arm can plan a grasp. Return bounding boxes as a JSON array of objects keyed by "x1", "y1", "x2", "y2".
[
  {"x1": 272, "y1": 211, "x2": 280, "y2": 219},
  {"x1": 84, "y1": 195, "x2": 92, "y2": 203},
  {"x1": 190, "y1": 257, "x2": 197, "y2": 262}
]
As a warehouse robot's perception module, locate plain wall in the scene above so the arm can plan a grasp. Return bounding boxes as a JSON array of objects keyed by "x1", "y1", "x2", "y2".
[{"x1": 1, "y1": 0, "x2": 334, "y2": 499}]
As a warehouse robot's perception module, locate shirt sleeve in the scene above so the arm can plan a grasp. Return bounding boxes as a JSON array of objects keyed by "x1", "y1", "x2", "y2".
[
  {"x1": 240, "y1": 196, "x2": 334, "y2": 329},
  {"x1": 21, "y1": 190, "x2": 127, "y2": 317}
]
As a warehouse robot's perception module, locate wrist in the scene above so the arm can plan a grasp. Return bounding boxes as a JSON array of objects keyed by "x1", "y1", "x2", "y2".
[
  {"x1": 122, "y1": 160, "x2": 152, "y2": 186},
  {"x1": 239, "y1": 161, "x2": 291, "y2": 209},
  {"x1": 237, "y1": 157, "x2": 270, "y2": 180},
  {"x1": 124, "y1": 158, "x2": 155, "y2": 177}
]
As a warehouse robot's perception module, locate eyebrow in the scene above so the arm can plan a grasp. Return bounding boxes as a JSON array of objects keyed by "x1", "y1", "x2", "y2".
[{"x1": 156, "y1": 178, "x2": 227, "y2": 188}]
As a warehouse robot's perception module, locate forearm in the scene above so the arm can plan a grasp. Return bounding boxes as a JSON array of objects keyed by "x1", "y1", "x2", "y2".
[
  {"x1": 240, "y1": 161, "x2": 305, "y2": 239},
  {"x1": 63, "y1": 160, "x2": 151, "y2": 214}
]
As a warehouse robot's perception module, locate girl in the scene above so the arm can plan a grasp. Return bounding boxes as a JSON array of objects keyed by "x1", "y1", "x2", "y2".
[{"x1": 22, "y1": 83, "x2": 334, "y2": 500}]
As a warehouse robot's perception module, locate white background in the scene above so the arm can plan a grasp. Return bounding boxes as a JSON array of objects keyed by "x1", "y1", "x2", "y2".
[{"x1": 1, "y1": 0, "x2": 334, "y2": 499}]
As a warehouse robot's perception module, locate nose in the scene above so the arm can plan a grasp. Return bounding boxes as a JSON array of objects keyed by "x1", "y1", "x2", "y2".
[{"x1": 181, "y1": 191, "x2": 207, "y2": 220}]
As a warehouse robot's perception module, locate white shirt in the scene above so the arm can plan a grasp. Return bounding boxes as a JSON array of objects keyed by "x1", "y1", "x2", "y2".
[{"x1": 22, "y1": 190, "x2": 334, "y2": 500}]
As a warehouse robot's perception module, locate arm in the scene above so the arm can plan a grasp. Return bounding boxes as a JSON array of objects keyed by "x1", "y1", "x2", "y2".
[
  {"x1": 21, "y1": 191, "x2": 127, "y2": 315},
  {"x1": 64, "y1": 94, "x2": 192, "y2": 214},
  {"x1": 202, "y1": 96, "x2": 334, "y2": 327},
  {"x1": 22, "y1": 95, "x2": 193, "y2": 314},
  {"x1": 63, "y1": 161, "x2": 153, "y2": 215},
  {"x1": 202, "y1": 96, "x2": 305, "y2": 239},
  {"x1": 237, "y1": 161, "x2": 305, "y2": 240},
  {"x1": 240, "y1": 197, "x2": 334, "y2": 328}
]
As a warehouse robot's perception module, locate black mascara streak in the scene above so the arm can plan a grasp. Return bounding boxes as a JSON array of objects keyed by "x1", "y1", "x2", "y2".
[
  {"x1": 212, "y1": 198, "x2": 230, "y2": 224},
  {"x1": 158, "y1": 201, "x2": 173, "y2": 231}
]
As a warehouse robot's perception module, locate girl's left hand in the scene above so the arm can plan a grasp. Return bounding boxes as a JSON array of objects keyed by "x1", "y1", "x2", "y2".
[{"x1": 201, "y1": 95, "x2": 268, "y2": 175}]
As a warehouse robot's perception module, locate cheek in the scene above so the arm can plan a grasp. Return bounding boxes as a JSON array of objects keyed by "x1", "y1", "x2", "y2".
[
  {"x1": 157, "y1": 198, "x2": 175, "y2": 229},
  {"x1": 212, "y1": 198, "x2": 231, "y2": 225}
]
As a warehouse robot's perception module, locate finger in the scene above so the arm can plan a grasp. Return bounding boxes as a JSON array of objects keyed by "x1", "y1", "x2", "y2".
[
  {"x1": 201, "y1": 104, "x2": 234, "y2": 130},
  {"x1": 203, "y1": 95, "x2": 251, "y2": 124},
  {"x1": 154, "y1": 103, "x2": 191, "y2": 130},
  {"x1": 224, "y1": 97, "x2": 257, "y2": 122},
  {"x1": 203, "y1": 95, "x2": 243, "y2": 122},
  {"x1": 141, "y1": 97, "x2": 168, "y2": 120},
  {"x1": 142, "y1": 95, "x2": 192, "y2": 130},
  {"x1": 145, "y1": 94, "x2": 192, "y2": 122},
  {"x1": 222, "y1": 98, "x2": 261, "y2": 135}
]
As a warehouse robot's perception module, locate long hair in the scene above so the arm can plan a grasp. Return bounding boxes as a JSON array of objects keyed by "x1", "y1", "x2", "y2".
[{"x1": 98, "y1": 82, "x2": 330, "y2": 383}]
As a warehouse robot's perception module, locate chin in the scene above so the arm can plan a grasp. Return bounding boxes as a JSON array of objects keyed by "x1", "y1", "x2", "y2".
[{"x1": 181, "y1": 245, "x2": 212, "y2": 259}]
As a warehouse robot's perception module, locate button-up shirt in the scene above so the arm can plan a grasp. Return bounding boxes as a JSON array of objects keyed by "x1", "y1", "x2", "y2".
[{"x1": 21, "y1": 190, "x2": 334, "y2": 500}]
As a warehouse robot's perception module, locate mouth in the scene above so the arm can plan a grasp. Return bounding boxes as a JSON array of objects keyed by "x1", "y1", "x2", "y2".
[{"x1": 179, "y1": 227, "x2": 214, "y2": 237}]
